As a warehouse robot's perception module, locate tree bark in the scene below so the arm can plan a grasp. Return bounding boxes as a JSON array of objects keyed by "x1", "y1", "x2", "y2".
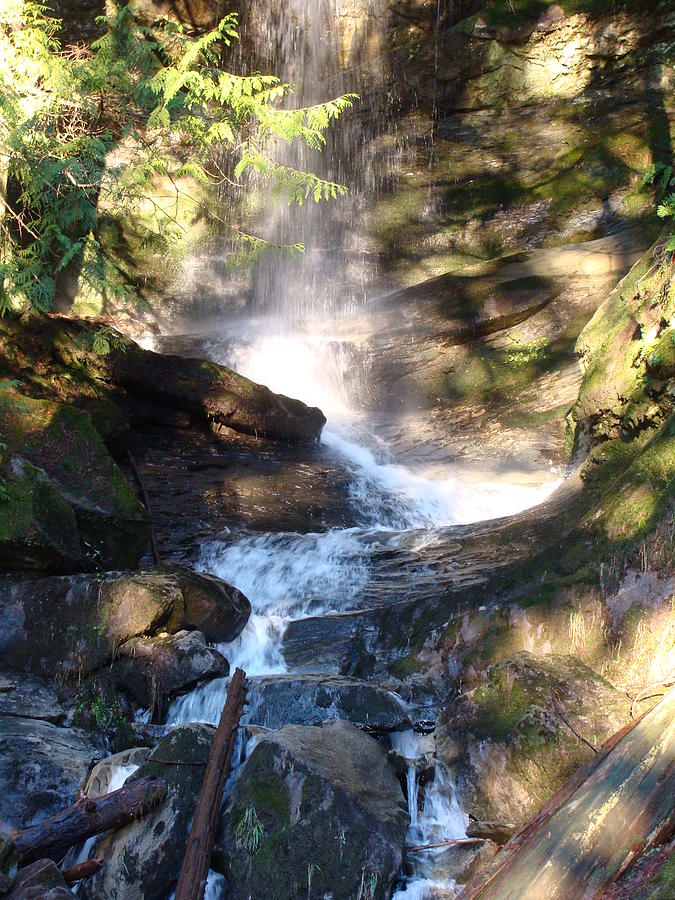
[
  {"x1": 175, "y1": 668, "x2": 248, "y2": 900},
  {"x1": 459, "y1": 689, "x2": 675, "y2": 900},
  {"x1": 11, "y1": 776, "x2": 167, "y2": 865}
]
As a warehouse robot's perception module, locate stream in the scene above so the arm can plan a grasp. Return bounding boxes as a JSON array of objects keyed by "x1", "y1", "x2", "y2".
[
  {"x1": 157, "y1": 320, "x2": 561, "y2": 898},
  {"x1": 152, "y1": 2, "x2": 561, "y2": 895}
]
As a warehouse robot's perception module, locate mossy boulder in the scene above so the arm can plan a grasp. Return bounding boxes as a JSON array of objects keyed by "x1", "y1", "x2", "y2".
[
  {"x1": 572, "y1": 240, "x2": 675, "y2": 449},
  {"x1": 22, "y1": 314, "x2": 327, "y2": 443},
  {"x1": 436, "y1": 651, "x2": 631, "y2": 828},
  {"x1": 81, "y1": 724, "x2": 214, "y2": 900},
  {"x1": 0, "y1": 457, "x2": 82, "y2": 572},
  {"x1": 0, "y1": 393, "x2": 149, "y2": 571},
  {"x1": 0, "y1": 566, "x2": 250, "y2": 679},
  {"x1": 214, "y1": 720, "x2": 409, "y2": 900},
  {"x1": 113, "y1": 630, "x2": 229, "y2": 720}
]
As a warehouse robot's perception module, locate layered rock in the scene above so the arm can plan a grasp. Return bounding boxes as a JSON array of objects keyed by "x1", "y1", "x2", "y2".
[{"x1": 215, "y1": 720, "x2": 409, "y2": 900}]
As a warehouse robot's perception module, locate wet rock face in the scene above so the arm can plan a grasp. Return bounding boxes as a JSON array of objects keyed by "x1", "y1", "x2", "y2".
[
  {"x1": 114, "y1": 630, "x2": 229, "y2": 718},
  {"x1": 436, "y1": 651, "x2": 631, "y2": 828},
  {"x1": 84, "y1": 747, "x2": 151, "y2": 799},
  {"x1": 0, "y1": 717, "x2": 102, "y2": 829},
  {"x1": 0, "y1": 566, "x2": 250, "y2": 679},
  {"x1": 245, "y1": 674, "x2": 411, "y2": 733},
  {"x1": 214, "y1": 720, "x2": 409, "y2": 900},
  {"x1": 81, "y1": 724, "x2": 215, "y2": 900}
]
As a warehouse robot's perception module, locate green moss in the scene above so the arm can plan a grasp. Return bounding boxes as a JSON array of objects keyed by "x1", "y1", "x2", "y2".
[
  {"x1": 0, "y1": 457, "x2": 81, "y2": 565},
  {"x1": 641, "y1": 852, "x2": 675, "y2": 899},
  {"x1": 387, "y1": 650, "x2": 422, "y2": 678},
  {"x1": 471, "y1": 674, "x2": 530, "y2": 739}
]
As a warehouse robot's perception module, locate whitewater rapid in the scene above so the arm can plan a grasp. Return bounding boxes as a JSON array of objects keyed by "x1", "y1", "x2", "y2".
[
  {"x1": 167, "y1": 324, "x2": 561, "y2": 724},
  {"x1": 159, "y1": 323, "x2": 562, "y2": 898}
]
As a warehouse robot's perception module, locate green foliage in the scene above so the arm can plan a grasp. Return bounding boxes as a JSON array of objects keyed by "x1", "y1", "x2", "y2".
[
  {"x1": 91, "y1": 326, "x2": 128, "y2": 356},
  {"x1": 235, "y1": 804, "x2": 266, "y2": 855},
  {"x1": 73, "y1": 682, "x2": 125, "y2": 729},
  {"x1": 643, "y1": 161, "x2": 675, "y2": 251},
  {"x1": 0, "y1": 2, "x2": 355, "y2": 313}
]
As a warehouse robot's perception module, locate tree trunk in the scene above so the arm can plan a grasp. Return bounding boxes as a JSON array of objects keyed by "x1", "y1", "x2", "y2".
[
  {"x1": 459, "y1": 689, "x2": 675, "y2": 899},
  {"x1": 175, "y1": 668, "x2": 248, "y2": 900},
  {"x1": 12, "y1": 776, "x2": 167, "y2": 865}
]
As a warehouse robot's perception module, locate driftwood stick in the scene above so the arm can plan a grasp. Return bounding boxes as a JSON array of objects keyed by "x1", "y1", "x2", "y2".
[
  {"x1": 128, "y1": 450, "x2": 161, "y2": 565},
  {"x1": 409, "y1": 838, "x2": 484, "y2": 853},
  {"x1": 12, "y1": 775, "x2": 167, "y2": 865},
  {"x1": 174, "y1": 668, "x2": 248, "y2": 900},
  {"x1": 61, "y1": 859, "x2": 102, "y2": 884}
]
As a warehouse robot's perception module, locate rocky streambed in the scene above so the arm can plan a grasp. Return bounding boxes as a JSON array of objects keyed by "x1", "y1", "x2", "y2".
[
  {"x1": 2, "y1": 0, "x2": 675, "y2": 893},
  {"x1": 1, "y1": 228, "x2": 675, "y2": 899}
]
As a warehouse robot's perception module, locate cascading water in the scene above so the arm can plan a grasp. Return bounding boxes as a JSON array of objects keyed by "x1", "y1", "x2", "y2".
[{"x1": 163, "y1": 3, "x2": 564, "y2": 896}]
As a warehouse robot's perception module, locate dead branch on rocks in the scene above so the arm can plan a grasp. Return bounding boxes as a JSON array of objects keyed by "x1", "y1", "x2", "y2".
[
  {"x1": 11, "y1": 776, "x2": 167, "y2": 865},
  {"x1": 175, "y1": 668, "x2": 248, "y2": 900}
]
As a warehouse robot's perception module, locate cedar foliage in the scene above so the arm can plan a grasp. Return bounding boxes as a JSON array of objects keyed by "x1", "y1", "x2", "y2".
[{"x1": 0, "y1": 1, "x2": 356, "y2": 313}]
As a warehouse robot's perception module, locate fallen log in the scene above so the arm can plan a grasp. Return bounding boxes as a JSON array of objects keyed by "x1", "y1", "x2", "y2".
[
  {"x1": 61, "y1": 858, "x2": 102, "y2": 884},
  {"x1": 175, "y1": 668, "x2": 248, "y2": 900},
  {"x1": 459, "y1": 688, "x2": 675, "y2": 899},
  {"x1": 11, "y1": 775, "x2": 167, "y2": 865}
]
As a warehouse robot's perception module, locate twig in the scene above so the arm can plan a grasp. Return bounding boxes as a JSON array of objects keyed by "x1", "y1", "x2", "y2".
[
  {"x1": 408, "y1": 838, "x2": 483, "y2": 853},
  {"x1": 630, "y1": 676, "x2": 675, "y2": 718},
  {"x1": 127, "y1": 450, "x2": 161, "y2": 565},
  {"x1": 551, "y1": 689, "x2": 597, "y2": 753}
]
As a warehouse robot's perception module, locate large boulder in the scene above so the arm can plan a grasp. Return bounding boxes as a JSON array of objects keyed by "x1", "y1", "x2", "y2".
[
  {"x1": 245, "y1": 674, "x2": 412, "y2": 733},
  {"x1": 0, "y1": 315, "x2": 326, "y2": 444},
  {"x1": 436, "y1": 652, "x2": 631, "y2": 828},
  {"x1": 0, "y1": 673, "x2": 65, "y2": 724},
  {"x1": 5, "y1": 859, "x2": 75, "y2": 899},
  {"x1": 114, "y1": 630, "x2": 228, "y2": 718},
  {"x1": 0, "y1": 566, "x2": 250, "y2": 679},
  {"x1": 81, "y1": 724, "x2": 215, "y2": 900},
  {"x1": 0, "y1": 717, "x2": 102, "y2": 829},
  {"x1": 214, "y1": 720, "x2": 409, "y2": 900},
  {"x1": 0, "y1": 394, "x2": 149, "y2": 572}
]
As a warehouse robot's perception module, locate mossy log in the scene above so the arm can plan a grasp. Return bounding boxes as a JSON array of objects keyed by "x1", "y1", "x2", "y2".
[
  {"x1": 459, "y1": 688, "x2": 675, "y2": 899},
  {"x1": 11, "y1": 776, "x2": 168, "y2": 865}
]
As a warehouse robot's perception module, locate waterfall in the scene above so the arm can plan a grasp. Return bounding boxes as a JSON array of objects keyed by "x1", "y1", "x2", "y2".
[{"x1": 164, "y1": 5, "x2": 566, "y2": 896}]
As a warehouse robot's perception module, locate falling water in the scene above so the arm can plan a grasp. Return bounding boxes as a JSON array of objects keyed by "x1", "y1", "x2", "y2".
[{"x1": 164, "y1": 3, "x2": 565, "y2": 897}]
